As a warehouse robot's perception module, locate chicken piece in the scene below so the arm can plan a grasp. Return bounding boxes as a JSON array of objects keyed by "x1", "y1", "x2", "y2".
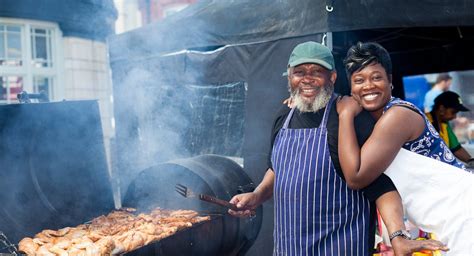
[
  {"x1": 85, "y1": 243, "x2": 100, "y2": 255},
  {"x1": 191, "y1": 215, "x2": 211, "y2": 223},
  {"x1": 34, "y1": 231, "x2": 56, "y2": 244},
  {"x1": 37, "y1": 244, "x2": 55, "y2": 256},
  {"x1": 110, "y1": 239, "x2": 125, "y2": 255},
  {"x1": 56, "y1": 227, "x2": 71, "y2": 236},
  {"x1": 65, "y1": 229, "x2": 89, "y2": 240},
  {"x1": 39, "y1": 228, "x2": 69, "y2": 238},
  {"x1": 53, "y1": 237, "x2": 71, "y2": 249},
  {"x1": 115, "y1": 231, "x2": 134, "y2": 252},
  {"x1": 86, "y1": 231, "x2": 105, "y2": 242},
  {"x1": 75, "y1": 224, "x2": 89, "y2": 230},
  {"x1": 136, "y1": 223, "x2": 158, "y2": 235},
  {"x1": 71, "y1": 236, "x2": 94, "y2": 249},
  {"x1": 137, "y1": 213, "x2": 153, "y2": 222},
  {"x1": 18, "y1": 237, "x2": 38, "y2": 255},
  {"x1": 116, "y1": 231, "x2": 146, "y2": 252},
  {"x1": 107, "y1": 210, "x2": 134, "y2": 220},
  {"x1": 144, "y1": 234, "x2": 159, "y2": 245},
  {"x1": 160, "y1": 219, "x2": 193, "y2": 230},
  {"x1": 32, "y1": 238, "x2": 46, "y2": 246},
  {"x1": 67, "y1": 247, "x2": 86, "y2": 256},
  {"x1": 91, "y1": 215, "x2": 109, "y2": 226},
  {"x1": 119, "y1": 207, "x2": 137, "y2": 213},
  {"x1": 38, "y1": 229, "x2": 56, "y2": 237},
  {"x1": 48, "y1": 245, "x2": 68, "y2": 256},
  {"x1": 107, "y1": 223, "x2": 131, "y2": 236},
  {"x1": 169, "y1": 209, "x2": 198, "y2": 218},
  {"x1": 155, "y1": 226, "x2": 178, "y2": 240},
  {"x1": 94, "y1": 236, "x2": 115, "y2": 255}
]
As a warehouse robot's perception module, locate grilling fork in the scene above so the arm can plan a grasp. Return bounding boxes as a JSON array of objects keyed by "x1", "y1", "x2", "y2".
[{"x1": 175, "y1": 183, "x2": 239, "y2": 211}]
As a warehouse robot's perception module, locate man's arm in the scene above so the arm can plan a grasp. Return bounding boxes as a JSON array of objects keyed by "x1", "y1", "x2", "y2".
[
  {"x1": 453, "y1": 147, "x2": 472, "y2": 163},
  {"x1": 251, "y1": 168, "x2": 275, "y2": 203},
  {"x1": 228, "y1": 168, "x2": 274, "y2": 217},
  {"x1": 446, "y1": 123, "x2": 473, "y2": 163}
]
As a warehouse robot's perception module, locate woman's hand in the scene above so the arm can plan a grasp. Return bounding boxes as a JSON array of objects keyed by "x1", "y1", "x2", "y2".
[
  {"x1": 390, "y1": 237, "x2": 449, "y2": 256},
  {"x1": 337, "y1": 96, "x2": 362, "y2": 117},
  {"x1": 283, "y1": 97, "x2": 295, "y2": 108}
]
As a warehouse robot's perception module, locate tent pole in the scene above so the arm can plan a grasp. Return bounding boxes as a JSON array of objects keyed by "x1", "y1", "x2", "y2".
[{"x1": 326, "y1": 32, "x2": 333, "y2": 50}]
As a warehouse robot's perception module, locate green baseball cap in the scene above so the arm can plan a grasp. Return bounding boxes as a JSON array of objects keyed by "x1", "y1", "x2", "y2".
[{"x1": 283, "y1": 41, "x2": 335, "y2": 76}]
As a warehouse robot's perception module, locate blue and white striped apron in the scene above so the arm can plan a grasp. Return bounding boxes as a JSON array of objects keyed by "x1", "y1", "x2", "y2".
[{"x1": 271, "y1": 95, "x2": 371, "y2": 256}]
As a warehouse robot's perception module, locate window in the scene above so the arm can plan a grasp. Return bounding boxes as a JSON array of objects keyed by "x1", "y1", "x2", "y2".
[
  {"x1": 0, "y1": 19, "x2": 62, "y2": 104},
  {"x1": 0, "y1": 25, "x2": 22, "y2": 66},
  {"x1": 31, "y1": 28, "x2": 53, "y2": 68}
]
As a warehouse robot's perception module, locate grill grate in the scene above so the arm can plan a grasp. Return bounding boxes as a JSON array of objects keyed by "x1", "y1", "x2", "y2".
[{"x1": 0, "y1": 232, "x2": 20, "y2": 255}]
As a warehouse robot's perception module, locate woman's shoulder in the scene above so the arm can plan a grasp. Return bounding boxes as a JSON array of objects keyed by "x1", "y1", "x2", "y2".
[
  {"x1": 378, "y1": 99, "x2": 426, "y2": 139},
  {"x1": 384, "y1": 98, "x2": 424, "y2": 115},
  {"x1": 385, "y1": 97, "x2": 417, "y2": 108}
]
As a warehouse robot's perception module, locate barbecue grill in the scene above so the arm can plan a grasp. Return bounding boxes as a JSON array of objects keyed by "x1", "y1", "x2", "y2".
[
  {"x1": 123, "y1": 154, "x2": 262, "y2": 255},
  {"x1": 0, "y1": 101, "x2": 262, "y2": 255}
]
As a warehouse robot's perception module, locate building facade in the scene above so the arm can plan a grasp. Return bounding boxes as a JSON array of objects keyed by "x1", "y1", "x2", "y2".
[{"x1": 0, "y1": 0, "x2": 117, "y2": 182}]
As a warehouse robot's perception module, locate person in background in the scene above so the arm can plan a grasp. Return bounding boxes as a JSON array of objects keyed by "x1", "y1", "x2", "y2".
[
  {"x1": 423, "y1": 73, "x2": 452, "y2": 112},
  {"x1": 427, "y1": 91, "x2": 474, "y2": 167},
  {"x1": 228, "y1": 41, "x2": 443, "y2": 255}
]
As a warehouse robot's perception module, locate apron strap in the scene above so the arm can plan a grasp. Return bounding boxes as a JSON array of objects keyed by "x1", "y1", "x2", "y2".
[
  {"x1": 320, "y1": 94, "x2": 337, "y2": 128},
  {"x1": 282, "y1": 107, "x2": 296, "y2": 129}
]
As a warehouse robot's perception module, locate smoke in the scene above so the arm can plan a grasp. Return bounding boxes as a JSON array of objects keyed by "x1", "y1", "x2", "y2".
[
  {"x1": 0, "y1": 101, "x2": 114, "y2": 243},
  {"x1": 112, "y1": 55, "x2": 247, "y2": 204}
]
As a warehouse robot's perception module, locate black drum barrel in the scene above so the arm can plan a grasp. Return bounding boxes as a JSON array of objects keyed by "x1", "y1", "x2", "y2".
[{"x1": 123, "y1": 154, "x2": 262, "y2": 256}]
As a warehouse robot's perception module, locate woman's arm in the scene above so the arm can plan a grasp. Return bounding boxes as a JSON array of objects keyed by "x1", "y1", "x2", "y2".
[
  {"x1": 376, "y1": 191, "x2": 448, "y2": 255},
  {"x1": 337, "y1": 97, "x2": 424, "y2": 189}
]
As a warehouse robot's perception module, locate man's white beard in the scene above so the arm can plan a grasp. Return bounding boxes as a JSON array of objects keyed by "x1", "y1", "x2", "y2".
[{"x1": 291, "y1": 84, "x2": 333, "y2": 112}]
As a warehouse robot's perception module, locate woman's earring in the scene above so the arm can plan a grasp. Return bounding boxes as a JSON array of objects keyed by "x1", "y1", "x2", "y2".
[{"x1": 390, "y1": 84, "x2": 394, "y2": 90}]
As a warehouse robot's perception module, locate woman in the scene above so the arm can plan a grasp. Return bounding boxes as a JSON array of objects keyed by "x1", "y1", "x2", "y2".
[{"x1": 338, "y1": 42, "x2": 473, "y2": 255}]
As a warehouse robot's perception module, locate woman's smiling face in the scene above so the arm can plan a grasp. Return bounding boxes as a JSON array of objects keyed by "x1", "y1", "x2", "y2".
[{"x1": 350, "y1": 62, "x2": 392, "y2": 118}]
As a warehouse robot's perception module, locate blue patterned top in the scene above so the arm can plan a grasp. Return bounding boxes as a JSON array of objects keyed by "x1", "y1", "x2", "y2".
[{"x1": 383, "y1": 97, "x2": 465, "y2": 169}]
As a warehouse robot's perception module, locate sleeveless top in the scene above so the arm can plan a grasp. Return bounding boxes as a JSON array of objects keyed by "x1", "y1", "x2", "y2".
[{"x1": 383, "y1": 97, "x2": 465, "y2": 169}]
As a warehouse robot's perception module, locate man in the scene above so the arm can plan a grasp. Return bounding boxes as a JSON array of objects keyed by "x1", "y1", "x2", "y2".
[
  {"x1": 427, "y1": 91, "x2": 474, "y2": 166},
  {"x1": 228, "y1": 41, "x2": 440, "y2": 255},
  {"x1": 423, "y1": 73, "x2": 452, "y2": 112}
]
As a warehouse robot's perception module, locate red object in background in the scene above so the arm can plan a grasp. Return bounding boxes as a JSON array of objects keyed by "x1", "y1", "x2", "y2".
[
  {"x1": 377, "y1": 243, "x2": 394, "y2": 256},
  {"x1": 138, "y1": 0, "x2": 197, "y2": 24},
  {"x1": 8, "y1": 85, "x2": 22, "y2": 100},
  {"x1": 1, "y1": 78, "x2": 23, "y2": 100}
]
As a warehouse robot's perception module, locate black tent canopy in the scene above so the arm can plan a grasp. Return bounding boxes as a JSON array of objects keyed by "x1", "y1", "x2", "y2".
[
  {"x1": 109, "y1": 0, "x2": 474, "y2": 95},
  {"x1": 108, "y1": 1, "x2": 474, "y2": 255},
  {"x1": 109, "y1": 0, "x2": 474, "y2": 57}
]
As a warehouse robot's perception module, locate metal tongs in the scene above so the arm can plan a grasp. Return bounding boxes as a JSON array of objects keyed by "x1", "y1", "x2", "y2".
[{"x1": 175, "y1": 183, "x2": 239, "y2": 211}]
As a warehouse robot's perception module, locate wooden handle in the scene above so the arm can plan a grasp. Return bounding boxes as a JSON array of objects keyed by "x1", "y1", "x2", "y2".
[{"x1": 199, "y1": 194, "x2": 239, "y2": 211}]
